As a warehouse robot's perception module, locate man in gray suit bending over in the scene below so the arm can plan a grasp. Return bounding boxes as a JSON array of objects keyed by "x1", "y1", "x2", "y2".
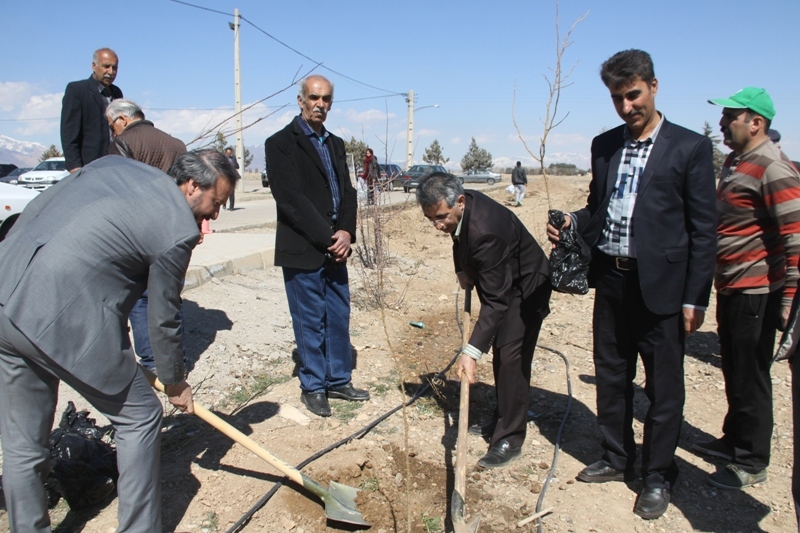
[{"x1": 0, "y1": 150, "x2": 237, "y2": 532}]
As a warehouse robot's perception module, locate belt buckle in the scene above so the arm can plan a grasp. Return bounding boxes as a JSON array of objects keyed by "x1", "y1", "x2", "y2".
[{"x1": 615, "y1": 257, "x2": 631, "y2": 271}]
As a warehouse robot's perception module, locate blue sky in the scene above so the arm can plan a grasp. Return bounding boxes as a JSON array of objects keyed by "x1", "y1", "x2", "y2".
[{"x1": 2, "y1": 0, "x2": 799, "y2": 170}]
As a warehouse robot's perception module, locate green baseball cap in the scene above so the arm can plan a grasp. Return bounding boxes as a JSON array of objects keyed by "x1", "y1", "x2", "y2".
[{"x1": 708, "y1": 87, "x2": 776, "y2": 120}]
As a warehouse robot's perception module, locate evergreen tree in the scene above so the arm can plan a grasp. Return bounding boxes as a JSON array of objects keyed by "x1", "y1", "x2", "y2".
[
  {"x1": 460, "y1": 138, "x2": 493, "y2": 172},
  {"x1": 703, "y1": 121, "x2": 727, "y2": 179},
  {"x1": 344, "y1": 137, "x2": 369, "y2": 169},
  {"x1": 39, "y1": 144, "x2": 63, "y2": 161},
  {"x1": 423, "y1": 139, "x2": 449, "y2": 166}
]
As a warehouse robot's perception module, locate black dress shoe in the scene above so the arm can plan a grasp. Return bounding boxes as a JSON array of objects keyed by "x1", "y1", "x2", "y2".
[
  {"x1": 301, "y1": 392, "x2": 331, "y2": 417},
  {"x1": 576, "y1": 460, "x2": 627, "y2": 483},
  {"x1": 477, "y1": 439, "x2": 522, "y2": 469},
  {"x1": 633, "y1": 487, "x2": 670, "y2": 520},
  {"x1": 327, "y1": 383, "x2": 370, "y2": 401}
]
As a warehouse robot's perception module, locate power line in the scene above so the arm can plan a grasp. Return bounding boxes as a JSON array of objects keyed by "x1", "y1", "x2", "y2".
[{"x1": 166, "y1": 0, "x2": 402, "y2": 98}]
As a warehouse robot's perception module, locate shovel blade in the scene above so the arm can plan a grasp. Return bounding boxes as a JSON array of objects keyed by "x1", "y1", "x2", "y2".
[
  {"x1": 301, "y1": 474, "x2": 371, "y2": 527},
  {"x1": 451, "y1": 489, "x2": 481, "y2": 533}
]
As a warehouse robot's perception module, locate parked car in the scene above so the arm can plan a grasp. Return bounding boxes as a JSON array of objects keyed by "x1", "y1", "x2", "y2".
[
  {"x1": 391, "y1": 164, "x2": 447, "y2": 193},
  {"x1": 19, "y1": 157, "x2": 69, "y2": 191},
  {"x1": 378, "y1": 164, "x2": 402, "y2": 190},
  {"x1": 456, "y1": 168, "x2": 502, "y2": 185},
  {"x1": 261, "y1": 169, "x2": 269, "y2": 188},
  {"x1": 0, "y1": 167, "x2": 32, "y2": 185},
  {"x1": 0, "y1": 182, "x2": 39, "y2": 240},
  {"x1": 0, "y1": 164, "x2": 18, "y2": 179}
]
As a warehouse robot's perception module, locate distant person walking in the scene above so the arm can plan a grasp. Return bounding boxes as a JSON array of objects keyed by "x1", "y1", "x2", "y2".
[
  {"x1": 224, "y1": 147, "x2": 240, "y2": 211},
  {"x1": 511, "y1": 161, "x2": 528, "y2": 206},
  {"x1": 359, "y1": 148, "x2": 380, "y2": 205},
  {"x1": 61, "y1": 48, "x2": 123, "y2": 172}
]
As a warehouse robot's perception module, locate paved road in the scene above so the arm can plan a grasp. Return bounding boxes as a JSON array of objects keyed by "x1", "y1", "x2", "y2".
[{"x1": 212, "y1": 176, "x2": 502, "y2": 233}]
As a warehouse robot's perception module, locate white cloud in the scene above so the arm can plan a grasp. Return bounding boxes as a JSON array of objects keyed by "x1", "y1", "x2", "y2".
[
  {"x1": 451, "y1": 136, "x2": 462, "y2": 145},
  {"x1": 150, "y1": 104, "x2": 296, "y2": 148},
  {"x1": 0, "y1": 82, "x2": 38, "y2": 112},
  {"x1": 17, "y1": 93, "x2": 63, "y2": 136},
  {"x1": 343, "y1": 108, "x2": 394, "y2": 124}
]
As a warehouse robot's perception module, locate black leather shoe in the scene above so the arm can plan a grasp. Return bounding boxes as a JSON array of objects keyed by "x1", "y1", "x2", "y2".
[
  {"x1": 477, "y1": 439, "x2": 522, "y2": 469},
  {"x1": 301, "y1": 392, "x2": 331, "y2": 417},
  {"x1": 327, "y1": 383, "x2": 370, "y2": 401},
  {"x1": 577, "y1": 460, "x2": 627, "y2": 483},
  {"x1": 633, "y1": 487, "x2": 670, "y2": 520}
]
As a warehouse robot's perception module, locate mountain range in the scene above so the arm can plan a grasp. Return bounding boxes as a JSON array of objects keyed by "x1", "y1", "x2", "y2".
[{"x1": 0, "y1": 135, "x2": 48, "y2": 168}]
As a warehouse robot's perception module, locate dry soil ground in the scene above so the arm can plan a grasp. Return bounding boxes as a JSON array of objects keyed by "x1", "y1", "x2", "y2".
[{"x1": 1, "y1": 175, "x2": 797, "y2": 533}]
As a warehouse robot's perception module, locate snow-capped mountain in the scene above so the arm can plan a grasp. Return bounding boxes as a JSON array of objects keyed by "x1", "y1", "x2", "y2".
[{"x1": 0, "y1": 135, "x2": 47, "y2": 167}]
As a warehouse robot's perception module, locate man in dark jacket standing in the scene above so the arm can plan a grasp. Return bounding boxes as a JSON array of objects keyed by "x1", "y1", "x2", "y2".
[
  {"x1": 547, "y1": 49, "x2": 716, "y2": 519},
  {"x1": 417, "y1": 172, "x2": 551, "y2": 468},
  {"x1": 60, "y1": 48, "x2": 123, "y2": 172},
  {"x1": 223, "y1": 147, "x2": 239, "y2": 210},
  {"x1": 265, "y1": 75, "x2": 369, "y2": 418}
]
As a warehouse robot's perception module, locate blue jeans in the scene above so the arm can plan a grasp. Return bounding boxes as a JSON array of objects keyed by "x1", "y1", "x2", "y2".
[
  {"x1": 129, "y1": 291, "x2": 189, "y2": 373},
  {"x1": 283, "y1": 264, "x2": 352, "y2": 394}
]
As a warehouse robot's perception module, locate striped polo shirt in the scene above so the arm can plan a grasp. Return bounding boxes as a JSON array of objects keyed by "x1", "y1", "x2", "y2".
[{"x1": 716, "y1": 139, "x2": 800, "y2": 305}]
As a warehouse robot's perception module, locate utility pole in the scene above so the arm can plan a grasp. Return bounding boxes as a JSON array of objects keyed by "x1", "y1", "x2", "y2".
[
  {"x1": 230, "y1": 9, "x2": 244, "y2": 191},
  {"x1": 405, "y1": 90, "x2": 414, "y2": 170}
]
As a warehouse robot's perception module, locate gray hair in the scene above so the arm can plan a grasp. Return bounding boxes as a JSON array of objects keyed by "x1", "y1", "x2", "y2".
[
  {"x1": 168, "y1": 149, "x2": 240, "y2": 190},
  {"x1": 105, "y1": 99, "x2": 144, "y2": 122},
  {"x1": 416, "y1": 172, "x2": 463, "y2": 208},
  {"x1": 92, "y1": 47, "x2": 118, "y2": 64},
  {"x1": 297, "y1": 75, "x2": 334, "y2": 102}
]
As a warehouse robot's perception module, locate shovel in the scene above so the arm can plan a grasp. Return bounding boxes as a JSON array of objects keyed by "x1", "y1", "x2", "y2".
[
  {"x1": 141, "y1": 367, "x2": 371, "y2": 528},
  {"x1": 452, "y1": 287, "x2": 481, "y2": 533}
]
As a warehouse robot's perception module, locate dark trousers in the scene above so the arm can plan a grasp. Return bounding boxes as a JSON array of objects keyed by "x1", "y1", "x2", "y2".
[
  {"x1": 592, "y1": 256, "x2": 685, "y2": 489},
  {"x1": 489, "y1": 282, "x2": 551, "y2": 448},
  {"x1": 0, "y1": 309, "x2": 163, "y2": 532},
  {"x1": 716, "y1": 290, "x2": 779, "y2": 473},
  {"x1": 228, "y1": 189, "x2": 235, "y2": 210}
]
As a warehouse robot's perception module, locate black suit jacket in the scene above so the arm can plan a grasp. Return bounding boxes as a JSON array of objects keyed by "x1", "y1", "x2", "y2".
[
  {"x1": 265, "y1": 117, "x2": 357, "y2": 269},
  {"x1": 60, "y1": 76, "x2": 123, "y2": 171},
  {"x1": 454, "y1": 191, "x2": 550, "y2": 352},
  {"x1": 573, "y1": 119, "x2": 717, "y2": 315}
]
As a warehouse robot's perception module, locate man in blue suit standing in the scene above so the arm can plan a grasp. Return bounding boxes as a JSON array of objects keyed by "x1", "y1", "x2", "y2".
[
  {"x1": 547, "y1": 49, "x2": 717, "y2": 519},
  {"x1": 60, "y1": 48, "x2": 123, "y2": 172}
]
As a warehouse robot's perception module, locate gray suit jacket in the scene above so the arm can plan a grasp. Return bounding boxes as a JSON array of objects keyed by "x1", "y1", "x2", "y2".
[{"x1": 0, "y1": 156, "x2": 200, "y2": 393}]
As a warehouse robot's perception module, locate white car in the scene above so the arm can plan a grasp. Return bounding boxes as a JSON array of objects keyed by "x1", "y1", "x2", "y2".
[
  {"x1": 19, "y1": 157, "x2": 69, "y2": 191},
  {"x1": 0, "y1": 181, "x2": 39, "y2": 240}
]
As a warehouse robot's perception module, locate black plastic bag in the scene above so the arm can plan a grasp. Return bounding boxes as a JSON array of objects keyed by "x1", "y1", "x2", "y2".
[
  {"x1": 46, "y1": 402, "x2": 118, "y2": 510},
  {"x1": 548, "y1": 209, "x2": 591, "y2": 295}
]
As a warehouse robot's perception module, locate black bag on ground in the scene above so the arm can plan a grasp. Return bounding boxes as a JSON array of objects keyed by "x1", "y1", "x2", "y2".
[
  {"x1": 46, "y1": 402, "x2": 118, "y2": 510},
  {"x1": 548, "y1": 209, "x2": 591, "y2": 295}
]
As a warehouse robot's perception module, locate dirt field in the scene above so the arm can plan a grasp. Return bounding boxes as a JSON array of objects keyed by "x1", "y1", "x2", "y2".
[{"x1": 1, "y1": 175, "x2": 797, "y2": 532}]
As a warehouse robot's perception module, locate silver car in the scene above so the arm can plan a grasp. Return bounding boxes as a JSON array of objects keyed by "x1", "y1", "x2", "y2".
[{"x1": 457, "y1": 168, "x2": 502, "y2": 185}]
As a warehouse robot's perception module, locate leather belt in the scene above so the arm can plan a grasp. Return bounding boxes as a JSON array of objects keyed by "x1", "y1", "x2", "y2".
[{"x1": 614, "y1": 256, "x2": 637, "y2": 271}]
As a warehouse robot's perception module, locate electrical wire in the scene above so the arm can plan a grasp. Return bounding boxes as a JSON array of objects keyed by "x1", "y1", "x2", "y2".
[{"x1": 224, "y1": 289, "x2": 574, "y2": 533}]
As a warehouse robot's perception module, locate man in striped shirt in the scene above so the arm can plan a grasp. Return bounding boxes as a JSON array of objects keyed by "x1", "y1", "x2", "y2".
[{"x1": 697, "y1": 87, "x2": 800, "y2": 490}]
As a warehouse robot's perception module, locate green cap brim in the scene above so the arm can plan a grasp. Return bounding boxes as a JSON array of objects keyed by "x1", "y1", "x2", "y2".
[{"x1": 708, "y1": 98, "x2": 748, "y2": 109}]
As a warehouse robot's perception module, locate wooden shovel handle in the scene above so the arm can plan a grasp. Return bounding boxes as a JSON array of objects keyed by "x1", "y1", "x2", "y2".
[
  {"x1": 142, "y1": 367, "x2": 303, "y2": 486},
  {"x1": 455, "y1": 288, "x2": 472, "y2": 497}
]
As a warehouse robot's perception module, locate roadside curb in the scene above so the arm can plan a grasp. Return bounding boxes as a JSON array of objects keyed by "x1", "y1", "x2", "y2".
[{"x1": 183, "y1": 233, "x2": 275, "y2": 292}]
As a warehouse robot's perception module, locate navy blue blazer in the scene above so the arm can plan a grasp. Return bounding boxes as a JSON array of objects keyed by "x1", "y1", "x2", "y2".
[{"x1": 572, "y1": 119, "x2": 717, "y2": 315}]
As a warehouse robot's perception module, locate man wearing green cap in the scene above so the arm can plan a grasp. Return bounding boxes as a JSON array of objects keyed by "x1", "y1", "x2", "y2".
[{"x1": 696, "y1": 87, "x2": 800, "y2": 491}]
